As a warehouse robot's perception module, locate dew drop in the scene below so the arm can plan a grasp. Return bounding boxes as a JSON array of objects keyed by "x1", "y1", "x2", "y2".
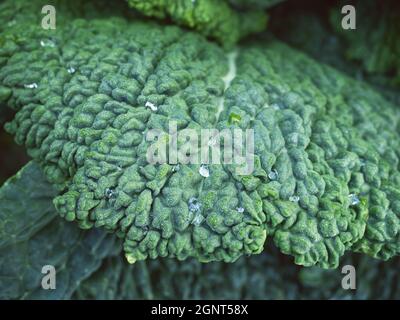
[
  {"x1": 24, "y1": 83, "x2": 38, "y2": 89},
  {"x1": 199, "y1": 165, "x2": 209, "y2": 178},
  {"x1": 237, "y1": 207, "x2": 244, "y2": 213},
  {"x1": 289, "y1": 195, "x2": 300, "y2": 202},
  {"x1": 268, "y1": 169, "x2": 278, "y2": 181},
  {"x1": 67, "y1": 67, "x2": 76, "y2": 74},
  {"x1": 172, "y1": 164, "x2": 180, "y2": 172},
  {"x1": 105, "y1": 188, "x2": 115, "y2": 199},
  {"x1": 145, "y1": 101, "x2": 157, "y2": 111},
  {"x1": 349, "y1": 194, "x2": 360, "y2": 206},
  {"x1": 40, "y1": 39, "x2": 55, "y2": 48},
  {"x1": 188, "y1": 197, "x2": 201, "y2": 212}
]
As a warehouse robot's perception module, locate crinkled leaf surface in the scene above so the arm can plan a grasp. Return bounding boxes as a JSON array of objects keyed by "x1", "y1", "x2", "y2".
[
  {"x1": 126, "y1": 0, "x2": 268, "y2": 47},
  {"x1": 0, "y1": 0, "x2": 399, "y2": 269}
]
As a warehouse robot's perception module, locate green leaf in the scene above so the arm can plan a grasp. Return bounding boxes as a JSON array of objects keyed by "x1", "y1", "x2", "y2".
[
  {"x1": 0, "y1": 162, "x2": 121, "y2": 299},
  {"x1": 126, "y1": 0, "x2": 268, "y2": 47},
  {"x1": 0, "y1": 161, "x2": 57, "y2": 248}
]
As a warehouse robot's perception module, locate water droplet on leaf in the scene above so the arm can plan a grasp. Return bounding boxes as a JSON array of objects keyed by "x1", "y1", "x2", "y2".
[
  {"x1": 67, "y1": 67, "x2": 76, "y2": 74},
  {"x1": 199, "y1": 165, "x2": 209, "y2": 178},
  {"x1": 188, "y1": 197, "x2": 201, "y2": 212},
  {"x1": 105, "y1": 188, "x2": 115, "y2": 199},
  {"x1": 40, "y1": 39, "x2": 55, "y2": 48},
  {"x1": 268, "y1": 169, "x2": 278, "y2": 180},
  {"x1": 349, "y1": 194, "x2": 360, "y2": 206},
  {"x1": 145, "y1": 101, "x2": 157, "y2": 111},
  {"x1": 24, "y1": 83, "x2": 38, "y2": 89}
]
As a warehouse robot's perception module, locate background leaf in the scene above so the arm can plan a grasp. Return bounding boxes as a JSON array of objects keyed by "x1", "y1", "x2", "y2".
[{"x1": 0, "y1": 162, "x2": 121, "y2": 299}]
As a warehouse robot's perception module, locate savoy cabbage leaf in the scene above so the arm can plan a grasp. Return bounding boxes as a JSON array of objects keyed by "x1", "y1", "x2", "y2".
[
  {"x1": 269, "y1": 0, "x2": 400, "y2": 106},
  {"x1": 0, "y1": 162, "x2": 398, "y2": 300},
  {"x1": 73, "y1": 244, "x2": 400, "y2": 300},
  {"x1": 126, "y1": 0, "x2": 269, "y2": 47},
  {"x1": 1, "y1": 0, "x2": 400, "y2": 269},
  {"x1": 0, "y1": 162, "x2": 120, "y2": 299},
  {"x1": 331, "y1": 0, "x2": 400, "y2": 86},
  {"x1": 1, "y1": 0, "x2": 400, "y2": 304}
]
